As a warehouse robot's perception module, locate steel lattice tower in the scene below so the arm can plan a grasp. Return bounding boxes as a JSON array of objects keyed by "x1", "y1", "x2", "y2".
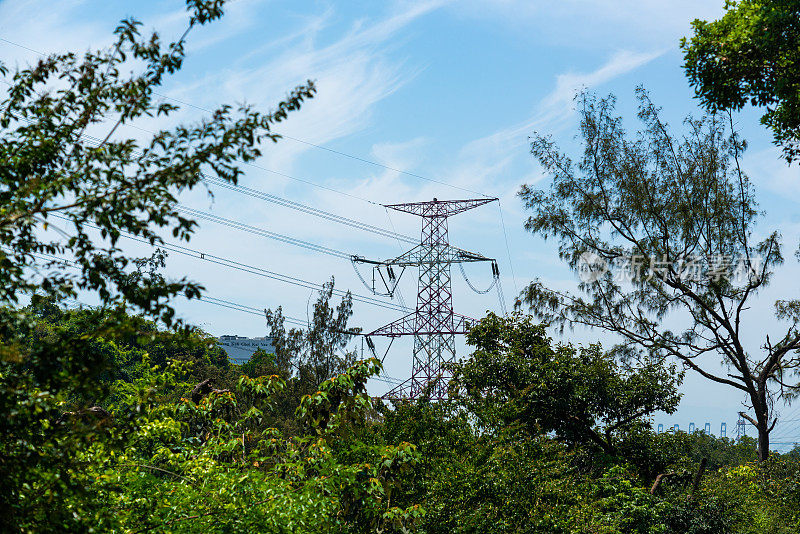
[{"x1": 353, "y1": 197, "x2": 498, "y2": 400}]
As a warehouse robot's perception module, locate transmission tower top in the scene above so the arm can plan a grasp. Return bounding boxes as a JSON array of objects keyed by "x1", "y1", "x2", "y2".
[
  {"x1": 354, "y1": 196, "x2": 501, "y2": 400},
  {"x1": 384, "y1": 197, "x2": 498, "y2": 218}
]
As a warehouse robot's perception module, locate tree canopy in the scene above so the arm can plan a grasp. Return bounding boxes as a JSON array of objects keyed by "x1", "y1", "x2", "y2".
[
  {"x1": 5, "y1": 0, "x2": 800, "y2": 531},
  {"x1": 519, "y1": 88, "x2": 800, "y2": 461},
  {"x1": 0, "y1": 0, "x2": 313, "y2": 324},
  {"x1": 450, "y1": 313, "x2": 682, "y2": 456},
  {"x1": 682, "y1": 0, "x2": 800, "y2": 161}
]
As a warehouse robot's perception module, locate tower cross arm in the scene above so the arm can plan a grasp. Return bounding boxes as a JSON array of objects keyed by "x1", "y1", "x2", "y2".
[
  {"x1": 366, "y1": 312, "x2": 477, "y2": 337},
  {"x1": 384, "y1": 197, "x2": 497, "y2": 218},
  {"x1": 373, "y1": 243, "x2": 494, "y2": 267}
]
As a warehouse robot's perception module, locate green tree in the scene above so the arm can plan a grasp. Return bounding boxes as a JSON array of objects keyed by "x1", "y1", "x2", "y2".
[
  {"x1": 0, "y1": 301, "x2": 122, "y2": 530},
  {"x1": 381, "y1": 314, "x2": 682, "y2": 534},
  {"x1": 618, "y1": 428, "x2": 758, "y2": 483},
  {"x1": 519, "y1": 89, "x2": 800, "y2": 460},
  {"x1": 265, "y1": 277, "x2": 360, "y2": 392},
  {"x1": 449, "y1": 313, "x2": 682, "y2": 457},
  {"x1": 21, "y1": 293, "x2": 232, "y2": 389},
  {"x1": 0, "y1": 0, "x2": 314, "y2": 323},
  {"x1": 681, "y1": 0, "x2": 800, "y2": 161},
  {"x1": 97, "y1": 357, "x2": 424, "y2": 533},
  {"x1": 0, "y1": 0, "x2": 314, "y2": 529},
  {"x1": 1, "y1": 294, "x2": 426, "y2": 532},
  {"x1": 381, "y1": 384, "x2": 589, "y2": 533}
]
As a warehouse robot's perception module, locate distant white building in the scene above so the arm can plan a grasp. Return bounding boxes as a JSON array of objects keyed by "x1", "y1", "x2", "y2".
[{"x1": 218, "y1": 335, "x2": 275, "y2": 365}]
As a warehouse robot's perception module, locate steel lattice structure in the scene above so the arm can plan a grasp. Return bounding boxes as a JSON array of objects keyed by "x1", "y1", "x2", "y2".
[{"x1": 353, "y1": 197, "x2": 498, "y2": 400}]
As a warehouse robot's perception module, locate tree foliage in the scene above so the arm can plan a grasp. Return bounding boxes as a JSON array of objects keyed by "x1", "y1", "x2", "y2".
[
  {"x1": 380, "y1": 313, "x2": 790, "y2": 534},
  {"x1": 5, "y1": 297, "x2": 800, "y2": 532},
  {"x1": 5, "y1": 0, "x2": 800, "y2": 531},
  {"x1": 1, "y1": 308, "x2": 424, "y2": 532},
  {"x1": 450, "y1": 313, "x2": 682, "y2": 456},
  {"x1": 681, "y1": 0, "x2": 800, "y2": 161},
  {"x1": 265, "y1": 278, "x2": 360, "y2": 389},
  {"x1": 0, "y1": 0, "x2": 314, "y2": 324},
  {"x1": 520, "y1": 88, "x2": 800, "y2": 460}
]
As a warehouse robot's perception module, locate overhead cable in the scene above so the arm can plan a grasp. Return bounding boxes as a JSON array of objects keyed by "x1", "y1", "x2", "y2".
[
  {"x1": 31, "y1": 252, "x2": 312, "y2": 328},
  {"x1": 28, "y1": 253, "x2": 406, "y2": 386},
  {"x1": 9, "y1": 114, "x2": 409, "y2": 242},
  {"x1": 203, "y1": 176, "x2": 416, "y2": 244},
  {"x1": 458, "y1": 261, "x2": 498, "y2": 295},
  {"x1": 175, "y1": 205, "x2": 352, "y2": 260},
  {"x1": 46, "y1": 214, "x2": 410, "y2": 314},
  {"x1": 0, "y1": 37, "x2": 494, "y2": 199}
]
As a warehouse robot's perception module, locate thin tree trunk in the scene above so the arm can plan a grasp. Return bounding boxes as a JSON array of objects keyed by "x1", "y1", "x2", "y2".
[
  {"x1": 690, "y1": 458, "x2": 707, "y2": 498},
  {"x1": 755, "y1": 383, "x2": 773, "y2": 462},
  {"x1": 742, "y1": 386, "x2": 771, "y2": 462},
  {"x1": 757, "y1": 425, "x2": 770, "y2": 462}
]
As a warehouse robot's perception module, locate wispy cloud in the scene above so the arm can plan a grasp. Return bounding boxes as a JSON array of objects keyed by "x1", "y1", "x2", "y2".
[
  {"x1": 538, "y1": 50, "x2": 665, "y2": 129},
  {"x1": 485, "y1": 49, "x2": 663, "y2": 144},
  {"x1": 154, "y1": 1, "x2": 449, "y2": 174},
  {"x1": 448, "y1": 49, "x2": 663, "y2": 193},
  {"x1": 0, "y1": 0, "x2": 112, "y2": 61},
  {"x1": 457, "y1": 0, "x2": 723, "y2": 49},
  {"x1": 315, "y1": 48, "x2": 664, "y2": 238}
]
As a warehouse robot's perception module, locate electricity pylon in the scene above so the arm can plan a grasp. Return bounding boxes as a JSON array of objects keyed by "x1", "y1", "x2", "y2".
[
  {"x1": 736, "y1": 415, "x2": 747, "y2": 440},
  {"x1": 353, "y1": 197, "x2": 498, "y2": 400}
]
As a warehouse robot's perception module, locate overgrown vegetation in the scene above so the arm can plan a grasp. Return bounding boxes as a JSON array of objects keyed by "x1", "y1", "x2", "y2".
[
  {"x1": 4, "y1": 299, "x2": 800, "y2": 532},
  {"x1": 2, "y1": 0, "x2": 800, "y2": 532},
  {"x1": 682, "y1": 0, "x2": 800, "y2": 162}
]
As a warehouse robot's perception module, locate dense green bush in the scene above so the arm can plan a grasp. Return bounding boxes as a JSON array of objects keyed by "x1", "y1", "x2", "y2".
[{"x1": 6, "y1": 300, "x2": 800, "y2": 532}]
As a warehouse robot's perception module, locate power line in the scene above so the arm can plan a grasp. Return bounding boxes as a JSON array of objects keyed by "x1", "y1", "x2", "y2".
[
  {"x1": 497, "y1": 200, "x2": 518, "y2": 296},
  {"x1": 29, "y1": 251, "x2": 310, "y2": 323},
  {"x1": 0, "y1": 80, "x2": 376, "y2": 207},
  {"x1": 275, "y1": 134, "x2": 493, "y2": 198},
  {"x1": 175, "y1": 205, "x2": 353, "y2": 260},
  {"x1": 382, "y1": 207, "x2": 410, "y2": 310},
  {"x1": 170, "y1": 207, "x2": 438, "y2": 316},
  {"x1": 8, "y1": 114, "x2": 415, "y2": 248},
  {"x1": 30, "y1": 252, "x2": 337, "y2": 330},
  {"x1": 152, "y1": 86, "x2": 492, "y2": 197},
  {"x1": 3, "y1": 34, "x2": 513, "y2": 318},
  {"x1": 0, "y1": 37, "x2": 41, "y2": 55},
  {"x1": 0, "y1": 36, "x2": 490, "y2": 199},
  {"x1": 196, "y1": 295, "x2": 307, "y2": 327},
  {"x1": 203, "y1": 175, "x2": 416, "y2": 244},
  {"x1": 31, "y1": 254, "x2": 406, "y2": 386},
  {"x1": 45, "y1": 214, "x2": 409, "y2": 314},
  {"x1": 204, "y1": 151, "x2": 378, "y2": 205},
  {"x1": 162, "y1": 240, "x2": 407, "y2": 312},
  {"x1": 768, "y1": 405, "x2": 800, "y2": 440},
  {"x1": 3, "y1": 38, "x2": 514, "y2": 286},
  {"x1": 6, "y1": 103, "x2": 507, "y2": 317}
]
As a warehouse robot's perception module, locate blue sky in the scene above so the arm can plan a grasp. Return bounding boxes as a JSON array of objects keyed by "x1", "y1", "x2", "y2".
[{"x1": 2, "y1": 0, "x2": 800, "y2": 445}]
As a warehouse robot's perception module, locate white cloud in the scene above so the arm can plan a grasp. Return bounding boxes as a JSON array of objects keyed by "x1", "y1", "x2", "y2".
[
  {"x1": 493, "y1": 49, "x2": 662, "y2": 143},
  {"x1": 457, "y1": 0, "x2": 723, "y2": 49},
  {"x1": 183, "y1": 0, "x2": 272, "y2": 53},
  {"x1": 446, "y1": 48, "x2": 663, "y2": 197},
  {"x1": 371, "y1": 137, "x2": 428, "y2": 168},
  {"x1": 264, "y1": 54, "x2": 416, "y2": 171},
  {"x1": 0, "y1": 0, "x2": 448, "y2": 178},
  {"x1": 150, "y1": 1, "x2": 450, "y2": 175},
  {"x1": 0, "y1": 0, "x2": 112, "y2": 61},
  {"x1": 542, "y1": 50, "x2": 664, "y2": 126}
]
